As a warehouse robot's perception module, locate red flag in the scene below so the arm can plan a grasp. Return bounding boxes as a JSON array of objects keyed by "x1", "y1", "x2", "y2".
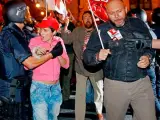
[
  {"x1": 65, "y1": 0, "x2": 72, "y2": 4},
  {"x1": 90, "y1": 0, "x2": 109, "y2": 22},
  {"x1": 0, "y1": 4, "x2": 3, "y2": 23}
]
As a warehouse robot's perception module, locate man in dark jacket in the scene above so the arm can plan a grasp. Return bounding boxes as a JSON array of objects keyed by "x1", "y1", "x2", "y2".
[{"x1": 83, "y1": 0, "x2": 156, "y2": 120}]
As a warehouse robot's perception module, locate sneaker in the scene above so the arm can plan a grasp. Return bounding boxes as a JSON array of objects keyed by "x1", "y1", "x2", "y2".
[{"x1": 97, "y1": 114, "x2": 104, "y2": 120}]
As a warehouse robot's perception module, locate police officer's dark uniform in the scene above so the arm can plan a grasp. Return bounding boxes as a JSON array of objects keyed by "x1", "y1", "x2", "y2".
[
  {"x1": 0, "y1": 1, "x2": 64, "y2": 119},
  {"x1": 0, "y1": 1, "x2": 32, "y2": 119}
]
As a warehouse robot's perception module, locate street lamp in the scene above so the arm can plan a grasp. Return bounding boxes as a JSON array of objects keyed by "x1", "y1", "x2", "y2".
[
  {"x1": 36, "y1": 3, "x2": 40, "y2": 8},
  {"x1": 40, "y1": 11, "x2": 45, "y2": 16}
]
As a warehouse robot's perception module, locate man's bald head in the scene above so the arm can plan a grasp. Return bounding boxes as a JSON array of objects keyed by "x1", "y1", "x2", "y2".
[
  {"x1": 105, "y1": 0, "x2": 127, "y2": 27},
  {"x1": 106, "y1": 0, "x2": 125, "y2": 11}
]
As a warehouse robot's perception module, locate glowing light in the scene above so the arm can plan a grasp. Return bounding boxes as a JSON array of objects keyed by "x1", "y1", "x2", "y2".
[
  {"x1": 41, "y1": 11, "x2": 44, "y2": 16},
  {"x1": 36, "y1": 3, "x2": 40, "y2": 8}
]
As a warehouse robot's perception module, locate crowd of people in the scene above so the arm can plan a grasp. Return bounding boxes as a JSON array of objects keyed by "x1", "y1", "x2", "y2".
[{"x1": 0, "y1": 0, "x2": 160, "y2": 120}]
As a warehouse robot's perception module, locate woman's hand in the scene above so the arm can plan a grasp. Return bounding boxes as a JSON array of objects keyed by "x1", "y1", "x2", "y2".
[{"x1": 35, "y1": 47, "x2": 48, "y2": 56}]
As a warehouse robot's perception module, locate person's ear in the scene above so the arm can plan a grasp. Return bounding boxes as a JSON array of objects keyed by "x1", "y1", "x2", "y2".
[{"x1": 82, "y1": 18, "x2": 84, "y2": 25}]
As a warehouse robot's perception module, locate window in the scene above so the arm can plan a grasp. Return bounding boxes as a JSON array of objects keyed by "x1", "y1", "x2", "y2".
[
  {"x1": 130, "y1": 0, "x2": 138, "y2": 9},
  {"x1": 140, "y1": 0, "x2": 152, "y2": 10},
  {"x1": 130, "y1": 0, "x2": 152, "y2": 10}
]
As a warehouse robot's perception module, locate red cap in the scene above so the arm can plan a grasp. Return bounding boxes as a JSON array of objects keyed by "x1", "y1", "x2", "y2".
[{"x1": 36, "y1": 17, "x2": 59, "y2": 30}]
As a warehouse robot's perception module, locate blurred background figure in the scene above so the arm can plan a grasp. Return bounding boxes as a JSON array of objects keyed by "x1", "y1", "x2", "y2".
[
  {"x1": 151, "y1": 7, "x2": 160, "y2": 120},
  {"x1": 24, "y1": 6, "x2": 37, "y2": 39},
  {"x1": 128, "y1": 8, "x2": 160, "y2": 119},
  {"x1": 152, "y1": 7, "x2": 160, "y2": 38},
  {"x1": 54, "y1": 8, "x2": 76, "y2": 103}
]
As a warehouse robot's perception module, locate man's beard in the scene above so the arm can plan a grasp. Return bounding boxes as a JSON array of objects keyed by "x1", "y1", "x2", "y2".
[
  {"x1": 110, "y1": 18, "x2": 126, "y2": 27},
  {"x1": 84, "y1": 23, "x2": 93, "y2": 29}
]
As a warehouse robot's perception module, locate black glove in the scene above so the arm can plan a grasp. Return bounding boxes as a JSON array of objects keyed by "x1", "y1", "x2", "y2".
[
  {"x1": 50, "y1": 41, "x2": 63, "y2": 58},
  {"x1": 125, "y1": 39, "x2": 152, "y2": 50},
  {"x1": 135, "y1": 39, "x2": 152, "y2": 49}
]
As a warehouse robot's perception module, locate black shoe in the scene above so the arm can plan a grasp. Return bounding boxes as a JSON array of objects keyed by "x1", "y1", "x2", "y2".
[
  {"x1": 86, "y1": 103, "x2": 96, "y2": 112},
  {"x1": 61, "y1": 100, "x2": 70, "y2": 109}
]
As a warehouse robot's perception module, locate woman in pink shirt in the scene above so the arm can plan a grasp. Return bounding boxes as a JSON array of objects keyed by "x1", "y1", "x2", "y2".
[{"x1": 29, "y1": 17, "x2": 69, "y2": 120}]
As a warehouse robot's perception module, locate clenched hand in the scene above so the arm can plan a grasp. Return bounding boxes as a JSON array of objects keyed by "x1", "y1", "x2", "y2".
[{"x1": 137, "y1": 56, "x2": 150, "y2": 68}]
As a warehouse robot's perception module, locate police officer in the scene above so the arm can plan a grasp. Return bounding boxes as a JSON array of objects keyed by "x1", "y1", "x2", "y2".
[
  {"x1": 151, "y1": 7, "x2": 160, "y2": 120},
  {"x1": 0, "y1": 1, "x2": 63, "y2": 119},
  {"x1": 128, "y1": 8, "x2": 160, "y2": 119}
]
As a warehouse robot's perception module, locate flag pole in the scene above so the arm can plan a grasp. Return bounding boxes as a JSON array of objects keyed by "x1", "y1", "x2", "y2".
[
  {"x1": 87, "y1": 0, "x2": 104, "y2": 49},
  {"x1": 45, "y1": 0, "x2": 48, "y2": 18}
]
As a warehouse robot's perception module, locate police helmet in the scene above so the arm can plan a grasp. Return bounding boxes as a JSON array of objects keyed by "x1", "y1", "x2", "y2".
[
  {"x1": 152, "y1": 7, "x2": 160, "y2": 24},
  {"x1": 127, "y1": 8, "x2": 147, "y2": 22},
  {"x1": 3, "y1": 0, "x2": 27, "y2": 23}
]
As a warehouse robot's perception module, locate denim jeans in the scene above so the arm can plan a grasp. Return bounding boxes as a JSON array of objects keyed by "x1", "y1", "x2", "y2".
[
  {"x1": 86, "y1": 79, "x2": 94, "y2": 103},
  {"x1": 156, "y1": 66, "x2": 160, "y2": 113},
  {"x1": 147, "y1": 66, "x2": 157, "y2": 97},
  {"x1": 30, "y1": 81, "x2": 62, "y2": 120},
  {"x1": 147, "y1": 65, "x2": 160, "y2": 111}
]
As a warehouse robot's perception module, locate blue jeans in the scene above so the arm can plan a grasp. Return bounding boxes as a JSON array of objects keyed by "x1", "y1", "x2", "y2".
[
  {"x1": 30, "y1": 81, "x2": 62, "y2": 120},
  {"x1": 86, "y1": 79, "x2": 94, "y2": 103},
  {"x1": 147, "y1": 66, "x2": 160, "y2": 111},
  {"x1": 156, "y1": 66, "x2": 160, "y2": 113}
]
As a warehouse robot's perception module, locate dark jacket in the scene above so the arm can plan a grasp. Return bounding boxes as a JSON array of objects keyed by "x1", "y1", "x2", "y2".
[
  {"x1": 0, "y1": 23, "x2": 31, "y2": 82},
  {"x1": 151, "y1": 24, "x2": 160, "y2": 65},
  {"x1": 151, "y1": 24, "x2": 160, "y2": 39},
  {"x1": 83, "y1": 17, "x2": 154, "y2": 82}
]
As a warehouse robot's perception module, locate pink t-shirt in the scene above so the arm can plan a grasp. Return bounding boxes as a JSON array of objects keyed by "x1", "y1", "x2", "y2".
[{"x1": 29, "y1": 36, "x2": 69, "y2": 82}]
